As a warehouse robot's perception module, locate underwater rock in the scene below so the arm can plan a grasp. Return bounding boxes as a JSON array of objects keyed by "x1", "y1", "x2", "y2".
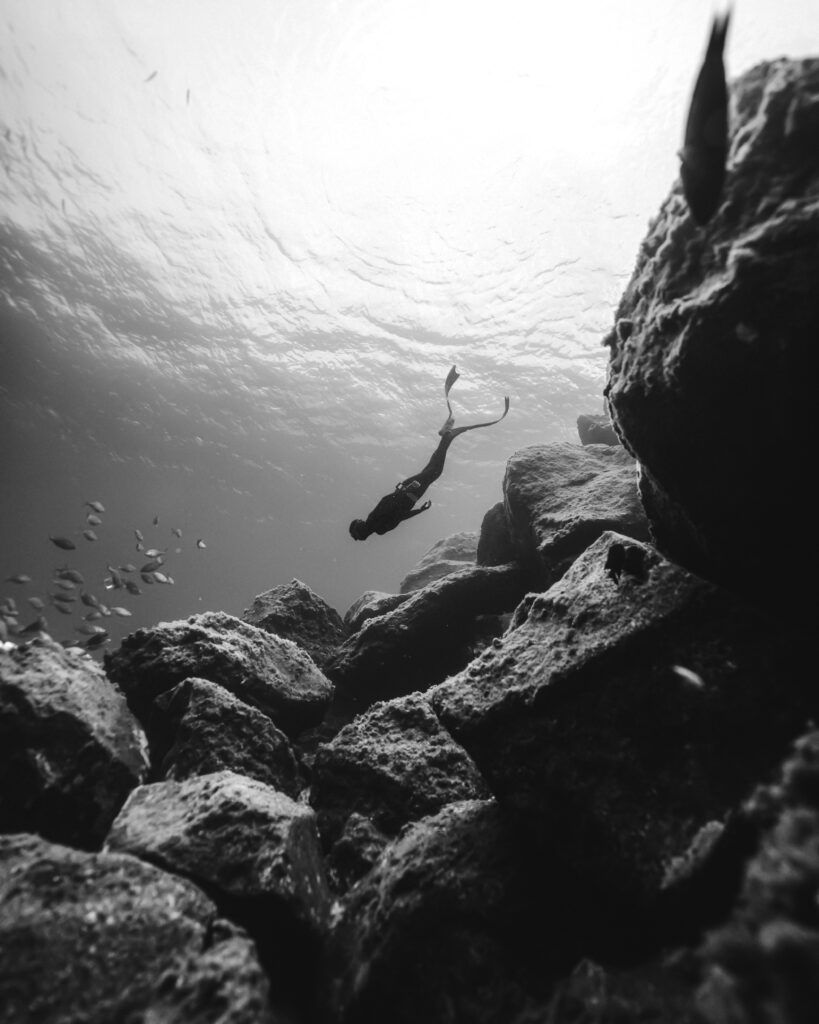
[
  {"x1": 397, "y1": 530, "x2": 479, "y2": 593},
  {"x1": 242, "y1": 577, "x2": 348, "y2": 671},
  {"x1": 106, "y1": 770, "x2": 330, "y2": 942},
  {"x1": 150, "y1": 677, "x2": 304, "y2": 797},
  {"x1": 503, "y1": 442, "x2": 649, "y2": 588},
  {"x1": 310, "y1": 692, "x2": 489, "y2": 886},
  {"x1": 343, "y1": 590, "x2": 410, "y2": 633},
  {"x1": 604, "y1": 58, "x2": 819, "y2": 597},
  {"x1": 698, "y1": 731, "x2": 819, "y2": 1024},
  {"x1": 543, "y1": 955, "x2": 701, "y2": 1024},
  {"x1": 431, "y1": 531, "x2": 816, "y2": 932},
  {"x1": 0, "y1": 636, "x2": 148, "y2": 849},
  {"x1": 326, "y1": 563, "x2": 527, "y2": 706},
  {"x1": 326, "y1": 799, "x2": 579, "y2": 1024},
  {"x1": 476, "y1": 501, "x2": 518, "y2": 567},
  {"x1": 0, "y1": 832, "x2": 273, "y2": 1024},
  {"x1": 576, "y1": 413, "x2": 619, "y2": 446},
  {"x1": 324, "y1": 813, "x2": 389, "y2": 893},
  {"x1": 104, "y1": 610, "x2": 333, "y2": 737}
]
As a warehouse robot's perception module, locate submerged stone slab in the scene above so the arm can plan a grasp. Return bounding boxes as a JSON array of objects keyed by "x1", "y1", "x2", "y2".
[
  {"x1": 0, "y1": 636, "x2": 148, "y2": 849},
  {"x1": 342, "y1": 591, "x2": 410, "y2": 633},
  {"x1": 503, "y1": 442, "x2": 648, "y2": 587},
  {"x1": 105, "y1": 610, "x2": 333, "y2": 736},
  {"x1": 310, "y1": 692, "x2": 489, "y2": 878},
  {"x1": 106, "y1": 770, "x2": 330, "y2": 938},
  {"x1": 328, "y1": 800, "x2": 578, "y2": 1024},
  {"x1": 242, "y1": 578, "x2": 348, "y2": 670},
  {"x1": 398, "y1": 531, "x2": 479, "y2": 593},
  {"x1": 432, "y1": 532, "x2": 816, "y2": 925},
  {"x1": 151, "y1": 677, "x2": 304, "y2": 797},
  {"x1": 576, "y1": 413, "x2": 619, "y2": 446},
  {"x1": 476, "y1": 501, "x2": 517, "y2": 567},
  {"x1": 326, "y1": 563, "x2": 527, "y2": 706},
  {"x1": 0, "y1": 832, "x2": 274, "y2": 1024}
]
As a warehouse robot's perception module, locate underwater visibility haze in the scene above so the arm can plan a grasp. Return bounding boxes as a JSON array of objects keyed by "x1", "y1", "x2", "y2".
[{"x1": 1, "y1": 0, "x2": 816, "y2": 650}]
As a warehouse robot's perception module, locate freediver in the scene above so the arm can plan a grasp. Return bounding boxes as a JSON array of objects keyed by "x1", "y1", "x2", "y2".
[{"x1": 349, "y1": 366, "x2": 510, "y2": 541}]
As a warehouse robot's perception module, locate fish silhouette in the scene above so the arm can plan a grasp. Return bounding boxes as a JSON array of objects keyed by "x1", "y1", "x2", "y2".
[{"x1": 680, "y1": 10, "x2": 731, "y2": 225}]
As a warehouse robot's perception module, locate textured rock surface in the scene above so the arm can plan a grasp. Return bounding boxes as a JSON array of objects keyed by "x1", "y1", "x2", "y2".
[
  {"x1": 105, "y1": 610, "x2": 333, "y2": 736},
  {"x1": 327, "y1": 800, "x2": 578, "y2": 1024},
  {"x1": 0, "y1": 636, "x2": 148, "y2": 849},
  {"x1": 398, "y1": 531, "x2": 478, "y2": 593},
  {"x1": 698, "y1": 731, "x2": 819, "y2": 1024},
  {"x1": 432, "y1": 532, "x2": 815, "y2": 927},
  {"x1": 342, "y1": 591, "x2": 410, "y2": 633},
  {"x1": 0, "y1": 832, "x2": 274, "y2": 1024},
  {"x1": 310, "y1": 692, "x2": 489, "y2": 882},
  {"x1": 604, "y1": 59, "x2": 819, "y2": 595},
  {"x1": 242, "y1": 578, "x2": 348, "y2": 670},
  {"x1": 576, "y1": 413, "x2": 619, "y2": 446},
  {"x1": 476, "y1": 501, "x2": 518, "y2": 567},
  {"x1": 326, "y1": 563, "x2": 527, "y2": 705},
  {"x1": 503, "y1": 442, "x2": 649, "y2": 587},
  {"x1": 106, "y1": 770, "x2": 330, "y2": 937},
  {"x1": 150, "y1": 677, "x2": 304, "y2": 797}
]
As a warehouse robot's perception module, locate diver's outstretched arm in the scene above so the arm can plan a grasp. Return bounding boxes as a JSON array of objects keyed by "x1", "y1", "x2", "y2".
[
  {"x1": 447, "y1": 396, "x2": 510, "y2": 438},
  {"x1": 401, "y1": 500, "x2": 431, "y2": 522}
]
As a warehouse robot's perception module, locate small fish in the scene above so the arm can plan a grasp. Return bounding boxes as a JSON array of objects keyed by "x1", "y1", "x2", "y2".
[
  {"x1": 53, "y1": 579, "x2": 76, "y2": 591},
  {"x1": 80, "y1": 591, "x2": 100, "y2": 608},
  {"x1": 124, "y1": 581, "x2": 142, "y2": 596},
  {"x1": 119, "y1": 564, "x2": 137, "y2": 573},
  {"x1": 85, "y1": 500, "x2": 105, "y2": 513},
  {"x1": 84, "y1": 632, "x2": 110, "y2": 649},
  {"x1": 679, "y1": 11, "x2": 731, "y2": 226},
  {"x1": 51, "y1": 601, "x2": 74, "y2": 615},
  {"x1": 27, "y1": 597, "x2": 45, "y2": 610},
  {"x1": 83, "y1": 529, "x2": 99, "y2": 542},
  {"x1": 141, "y1": 559, "x2": 163, "y2": 573},
  {"x1": 55, "y1": 569, "x2": 85, "y2": 584},
  {"x1": 1, "y1": 616, "x2": 17, "y2": 630},
  {"x1": 144, "y1": 70, "x2": 158, "y2": 83},
  {"x1": 86, "y1": 513, "x2": 103, "y2": 526},
  {"x1": 165, "y1": 575, "x2": 175, "y2": 585},
  {"x1": 134, "y1": 529, "x2": 144, "y2": 542},
  {"x1": 78, "y1": 623, "x2": 107, "y2": 636},
  {"x1": 109, "y1": 568, "x2": 124, "y2": 589},
  {"x1": 111, "y1": 607, "x2": 132, "y2": 617},
  {"x1": 153, "y1": 572, "x2": 170, "y2": 584},
  {"x1": 19, "y1": 616, "x2": 48, "y2": 634},
  {"x1": 141, "y1": 572, "x2": 156, "y2": 584},
  {"x1": 144, "y1": 548, "x2": 164, "y2": 559},
  {"x1": 5, "y1": 573, "x2": 31, "y2": 584},
  {"x1": 49, "y1": 535, "x2": 76, "y2": 550},
  {"x1": 196, "y1": 539, "x2": 207, "y2": 549},
  {"x1": 84, "y1": 610, "x2": 103, "y2": 621},
  {"x1": 152, "y1": 515, "x2": 159, "y2": 526},
  {"x1": 172, "y1": 527, "x2": 182, "y2": 538},
  {"x1": 672, "y1": 665, "x2": 706, "y2": 689},
  {"x1": 98, "y1": 604, "x2": 111, "y2": 616},
  {"x1": 136, "y1": 542, "x2": 145, "y2": 553}
]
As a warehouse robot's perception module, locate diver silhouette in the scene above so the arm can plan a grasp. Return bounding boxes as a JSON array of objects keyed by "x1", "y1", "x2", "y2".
[{"x1": 349, "y1": 366, "x2": 510, "y2": 541}]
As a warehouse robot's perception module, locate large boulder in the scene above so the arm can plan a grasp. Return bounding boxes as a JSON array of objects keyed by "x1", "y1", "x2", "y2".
[
  {"x1": 310, "y1": 692, "x2": 489, "y2": 887},
  {"x1": 503, "y1": 442, "x2": 649, "y2": 588},
  {"x1": 327, "y1": 800, "x2": 580, "y2": 1024},
  {"x1": 150, "y1": 677, "x2": 304, "y2": 797},
  {"x1": 0, "y1": 832, "x2": 274, "y2": 1024},
  {"x1": 343, "y1": 591, "x2": 410, "y2": 633},
  {"x1": 476, "y1": 502, "x2": 517, "y2": 567},
  {"x1": 432, "y1": 532, "x2": 816, "y2": 931},
  {"x1": 576, "y1": 413, "x2": 619, "y2": 446},
  {"x1": 604, "y1": 59, "x2": 819, "y2": 596},
  {"x1": 242, "y1": 578, "x2": 348, "y2": 670},
  {"x1": 106, "y1": 770, "x2": 331, "y2": 1014},
  {"x1": 0, "y1": 636, "x2": 148, "y2": 849},
  {"x1": 326, "y1": 563, "x2": 527, "y2": 706},
  {"x1": 104, "y1": 611, "x2": 333, "y2": 737},
  {"x1": 698, "y1": 731, "x2": 819, "y2": 1024},
  {"x1": 398, "y1": 531, "x2": 479, "y2": 593}
]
